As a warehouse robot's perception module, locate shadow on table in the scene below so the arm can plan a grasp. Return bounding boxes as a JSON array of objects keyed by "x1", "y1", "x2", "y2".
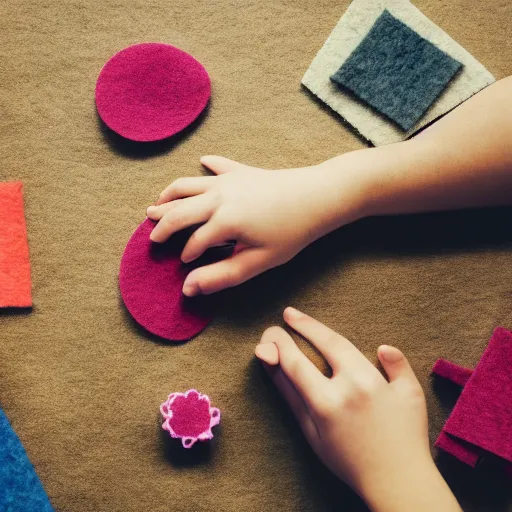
[
  {"x1": 437, "y1": 452, "x2": 512, "y2": 511},
  {"x1": 158, "y1": 413, "x2": 219, "y2": 468},
  {"x1": 249, "y1": 355, "x2": 512, "y2": 511},
  {"x1": 215, "y1": 206, "x2": 512, "y2": 330},
  {"x1": 432, "y1": 373, "x2": 512, "y2": 511},
  {"x1": 0, "y1": 307, "x2": 32, "y2": 316},
  {"x1": 246, "y1": 359, "x2": 369, "y2": 511},
  {"x1": 96, "y1": 102, "x2": 210, "y2": 160}
]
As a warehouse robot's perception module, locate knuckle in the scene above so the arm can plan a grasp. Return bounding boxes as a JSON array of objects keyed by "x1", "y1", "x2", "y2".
[
  {"x1": 163, "y1": 211, "x2": 184, "y2": 231},
  {"x1": 226, "y1": 264, "x2": 243, "y2": 284},
  {"x1": 342, "y1": 379, "x2": 377, "y2": 410},
  {"x1": 215, "y1": 210, "x2": 240, "y2": 236},
  {"x1": 405, "y1": 382, "x2": 425, "y2": 402},
  {"x1": 314, "y1": 389, "x2": 342, "y2": 418},
  {"x1": 208, "y1": 188, "x2": 223, "y2": 205}
]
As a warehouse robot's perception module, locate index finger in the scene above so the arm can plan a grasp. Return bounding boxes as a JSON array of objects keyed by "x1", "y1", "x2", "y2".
[
  {"x1": 283, "y1": 308, "x2": 378, "y2": 377},
  {"x1": 156, "y1": 176, "x2": 215, "y2": 205},
  {"x1": 260, "y1": 326, "x2": 328, "y2": 410}
]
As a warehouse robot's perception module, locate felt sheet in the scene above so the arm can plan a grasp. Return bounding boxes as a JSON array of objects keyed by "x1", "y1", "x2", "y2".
[
  {"x1": 1, "y1": 1, "x2": 511, "y2": 511},
  {"x1": 96, "y1": 43, "x2": 211, "y2": 142},
  {"x1": 330, "y1": 10, "x2": 462, "y2": 131},
  {"x1": 0, "y1": 182, "x2": 32, "y2": 308},
  {"x1": 0, "y1": 409, "x2": 53, "y2": 511},
  {"x1": 440, "y1": 328, "x2": 512, "y2": 465},
  {"x1": 119, "y1": 218, "x2": 213, "y2": 341},
  {"x1": 302, "y1": 0, "x2": 495, "y2": 145}
]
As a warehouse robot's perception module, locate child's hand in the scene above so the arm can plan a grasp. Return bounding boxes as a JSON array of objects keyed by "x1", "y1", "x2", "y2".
[
  {"x1": 147, "y1": 155, "x2": 368, "y2": 296},
  {"x1": 255, "y1": 308, "x2": 461, "y2": 512}
]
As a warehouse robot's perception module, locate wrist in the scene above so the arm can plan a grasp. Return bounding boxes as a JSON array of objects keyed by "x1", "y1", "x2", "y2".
[
  {"x1": 359, "y1": 457, "x2": 461, "y2": 512},
  {"x1": 312, "y1": 148, "x2": 388, "y2": 233}
]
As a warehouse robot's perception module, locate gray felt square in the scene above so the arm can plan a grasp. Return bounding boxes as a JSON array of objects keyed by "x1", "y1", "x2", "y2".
[{"x1": 330, "y1": 10, "x2": 462, "y2": 131}]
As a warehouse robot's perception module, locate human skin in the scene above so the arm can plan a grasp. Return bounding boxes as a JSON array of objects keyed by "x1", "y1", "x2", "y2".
[
  {"x1": 147, "y1": 76, "x2": 512, "y2": 297},
  {"x1": 254, "y1": 307, "x2": 462, "y2": 512},
  {"x1": 145, "y1": 77, "x2": 512, "y2": 509}
]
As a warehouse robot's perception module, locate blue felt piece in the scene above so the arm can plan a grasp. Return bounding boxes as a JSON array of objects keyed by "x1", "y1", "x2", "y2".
[
  {"x1": 0, "y1": 409, "x2": 54, "y2": 512},
  {"x1": 330, "y1": 10, "x2": 463, "y2": 131}
]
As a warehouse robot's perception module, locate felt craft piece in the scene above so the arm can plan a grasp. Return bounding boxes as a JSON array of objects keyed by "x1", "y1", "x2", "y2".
[
  {"x1": 433, "y1": 327, "x2": 512, "y2": 474},
  {"x1": 0, "y1": 409, "x2": 54, "y2": 511},
  {"x1": 119, "y1": 218, "x2": 213, "y2": 341},
  {"x1": 160, "y1": 389, "x2": 220, "y2": 448},
  {"x1": 330, "y1": 10, "x2": 462, "y2": 131},
  {"x1": 302, "y1": 0, "x2": 495, "y2": 145},
  {"x1": 432, "y1": 358, "x2": 472, "y2": 388},
  {"x1": 0, "y1": 182, "x2": 32, "y2": 308},
  {"x1": 95, "y1": 43, "x2": 211, "y2": 142}
]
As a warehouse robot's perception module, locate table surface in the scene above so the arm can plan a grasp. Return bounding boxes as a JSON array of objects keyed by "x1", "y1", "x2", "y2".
[{"x1": 1, "y1": 1, "x2": 511, "y2": 510}]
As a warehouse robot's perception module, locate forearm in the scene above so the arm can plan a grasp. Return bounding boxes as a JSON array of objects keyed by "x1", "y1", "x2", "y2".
[{"x1": 320, "y1": 76, "x2": 512, "y2": 229}]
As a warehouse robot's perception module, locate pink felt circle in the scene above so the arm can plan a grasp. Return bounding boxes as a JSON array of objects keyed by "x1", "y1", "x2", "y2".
[
  {"x1": 119, "y1": 219, "x2": 213, "y2": 341},
  {"x1": 95, "y1": 43, "x2": 211, "y2": 142}
]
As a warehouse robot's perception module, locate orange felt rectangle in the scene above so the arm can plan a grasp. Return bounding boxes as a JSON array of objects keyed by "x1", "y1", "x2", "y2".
[{"x1": 0, "y1": 182, "x2": 32, "y2": 307}]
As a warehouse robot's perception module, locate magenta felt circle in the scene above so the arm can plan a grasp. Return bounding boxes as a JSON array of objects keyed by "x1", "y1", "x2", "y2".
[
  {"x1": 119, "y1": 219, "x2": 213, "y2": 341},
  {"x1": 95, "y1": 43, "x2": 211, "y2": 142}
]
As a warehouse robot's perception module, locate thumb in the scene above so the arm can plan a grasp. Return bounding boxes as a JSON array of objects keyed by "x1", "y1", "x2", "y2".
[
  {"x1": 378, "y1": 345, "x2": 419, "y2": 387},
  {"x1": 200, "y1": 155, "x2": 248, "y2": 175}
]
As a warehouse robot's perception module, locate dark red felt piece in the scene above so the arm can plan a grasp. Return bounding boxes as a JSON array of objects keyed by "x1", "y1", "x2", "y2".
[
  {"x1": 432, "y1": 359, "x2": 481, "y2": 466},
  {"x1": 119, "y1": 218, "x2": 213, "y2": 341},
  {"x1": 435, "y1": 431, "x2": 480, "y2": 467},
  {"x1": 433, "y1": 328, "x2": 512, "y2": 477},
  {"x1": 169, "y1": 393, "x2": 212, "y2": 438},
  {"x1": 95, "y1": 43, "x2": 211, "y2": 142},
  {"x1": 442, "y1": 327, "x2": 512, "y2": 463},
  {"x1": 432, "y1": 359, "x2": 473, "y2": 387}
]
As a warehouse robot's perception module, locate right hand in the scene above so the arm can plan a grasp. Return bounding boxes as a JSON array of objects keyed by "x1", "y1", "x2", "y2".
[{"x1": 147, "y1": 155, "x2": 368, "y2": 297}]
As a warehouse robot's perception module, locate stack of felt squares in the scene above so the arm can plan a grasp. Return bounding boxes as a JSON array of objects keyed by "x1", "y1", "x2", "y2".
[
  {"x1": 302, "y1": 0, "x2": 495, "y2": 145},
  {"x1": 433, "y1": 327, "x2": 512, "y2": 478}
]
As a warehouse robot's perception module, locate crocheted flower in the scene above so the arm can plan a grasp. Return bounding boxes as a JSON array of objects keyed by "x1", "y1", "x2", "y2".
[{"x1": 160, "y1": 389, "x2": 220, "y2": 448}]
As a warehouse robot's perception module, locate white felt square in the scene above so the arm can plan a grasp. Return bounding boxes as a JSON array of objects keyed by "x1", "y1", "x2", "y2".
[{"x1": 301, "y1": 0, "x2": 495, "y2": 146}]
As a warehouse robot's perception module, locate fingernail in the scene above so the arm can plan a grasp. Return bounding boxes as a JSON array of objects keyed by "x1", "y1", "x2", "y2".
[
  {"x1": 255, "y1": 343, "x2": 279, "y2": 365},
  {"x1": 380, "y1": 345, "x2": 402, "y2": 363},
  {"x1": 183, "y1": 278, "x2": 198, "y2": 297},
  {"x1": 285, "y1": 307, "x2": 302, "y2": 319}
]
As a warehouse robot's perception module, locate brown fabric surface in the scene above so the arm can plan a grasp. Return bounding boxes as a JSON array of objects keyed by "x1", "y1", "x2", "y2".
[{"x1": 1, "y1": 1, "x2": 511, "y2": 510}]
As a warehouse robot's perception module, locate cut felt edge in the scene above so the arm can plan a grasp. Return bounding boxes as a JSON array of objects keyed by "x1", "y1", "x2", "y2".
[
  {"x1": 443, "y1": 327, "x2": 512, "y2": 463},
  {"x1": 432, "y1": 358, "x2": 473, "y2": 387},
  {"x1": 95, "y1": 43, "x2": 211, "y2": 142},
  {"x1": 119, "y1": 219, "x2": 213, "y2": 342},
  {"x1": 435, "y1": 431, "x2": 481, "y2": 467},
  {"x1": 0, "y1": 409, "x2": 54, "y2": 511},
  {"x1": 160, "y1": 389, "x2": 220, "y2": 448},
  {"x1": 434, "y1": 328, "x2": 512, "y2": 472},
  {"x1": 0, "y1": 181, "x2": 32, "y2": 308},
  {"x1": 328, "y1": 9, "x2": 463, "y2": 131}
]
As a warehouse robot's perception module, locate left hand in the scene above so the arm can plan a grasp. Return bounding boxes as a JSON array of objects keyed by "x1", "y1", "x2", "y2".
[{"x1": 255, "y1": 308, "x2": 461, "y2": 512}]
